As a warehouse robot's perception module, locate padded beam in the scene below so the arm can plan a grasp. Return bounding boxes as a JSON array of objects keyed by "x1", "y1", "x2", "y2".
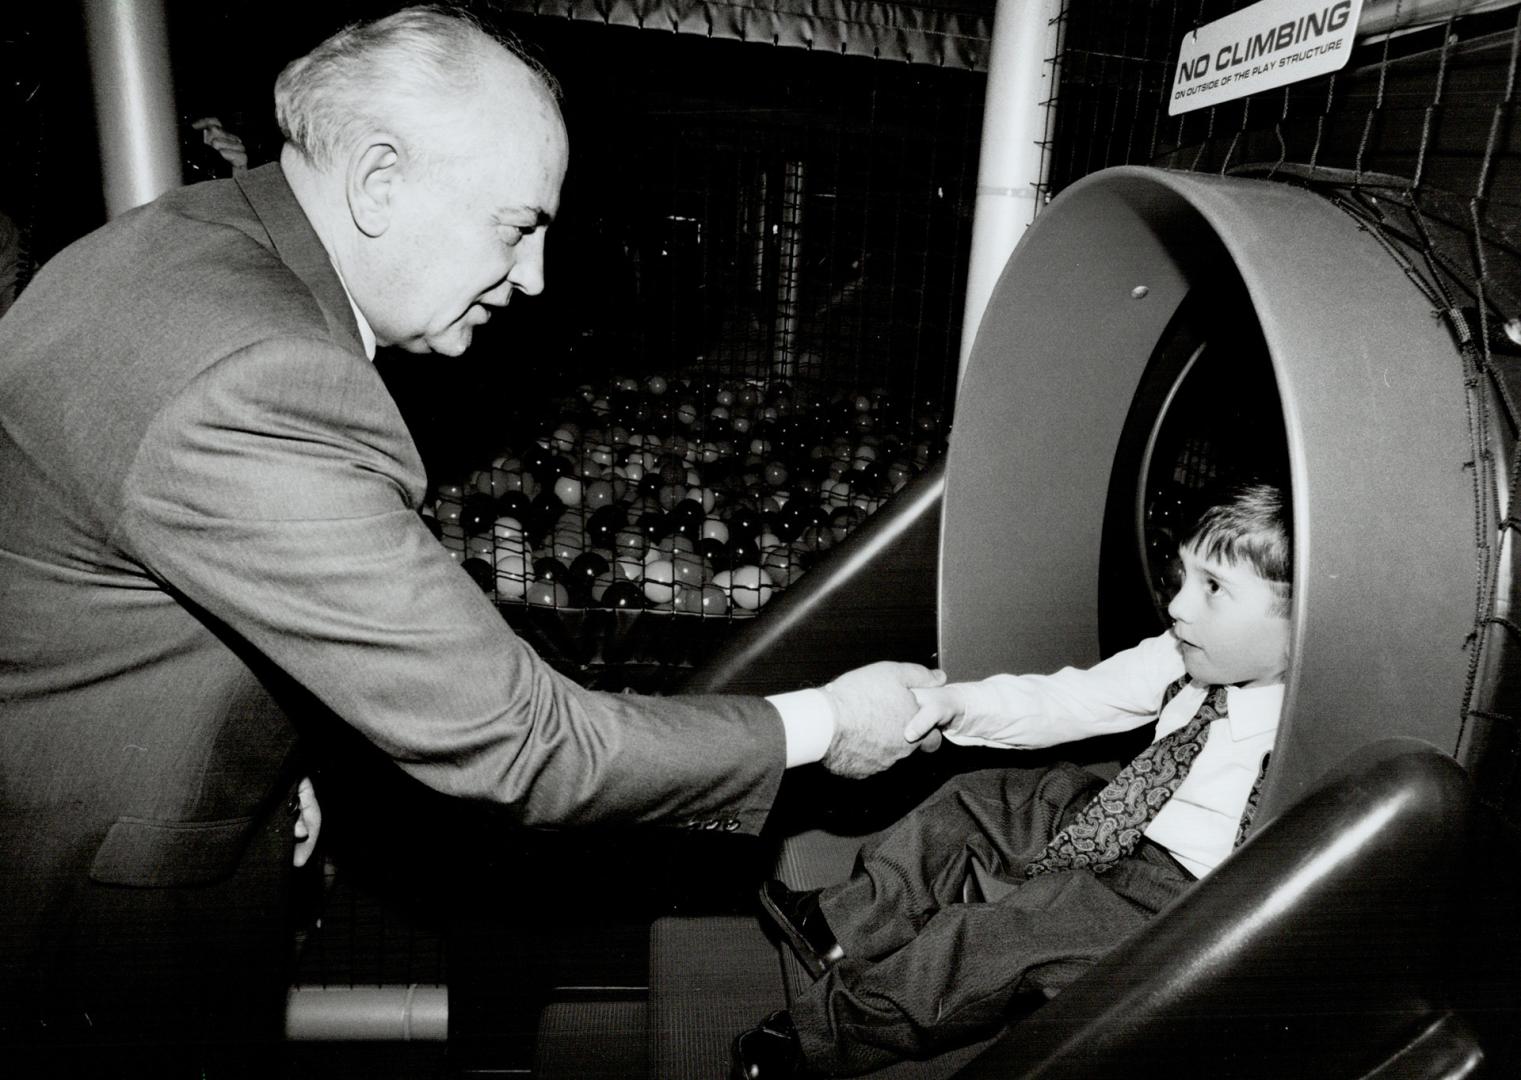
[
  {"x1": 682, "y1": 461, "x2": 943, "y2": 694},
  {"x1": 941, "y1": 167, "x2": 1475, "y2": 821}
]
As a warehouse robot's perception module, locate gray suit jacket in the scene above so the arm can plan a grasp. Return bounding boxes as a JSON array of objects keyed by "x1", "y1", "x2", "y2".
[{"x1": 0, "y1": 163, "x2": 783, "y2": 929}]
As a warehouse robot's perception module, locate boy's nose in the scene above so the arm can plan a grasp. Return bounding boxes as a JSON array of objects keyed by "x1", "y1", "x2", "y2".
[{"x1": 1167, "y1": 587, "x2": 1190, "y2": 624}]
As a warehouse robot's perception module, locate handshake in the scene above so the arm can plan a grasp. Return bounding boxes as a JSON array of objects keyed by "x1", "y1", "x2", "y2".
[{"x1": 815, "y1": 661, "x2": 962, "y2": 779}]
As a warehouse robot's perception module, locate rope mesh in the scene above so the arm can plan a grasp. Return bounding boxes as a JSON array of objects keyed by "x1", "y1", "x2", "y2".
[{"x1": 1048, "y1": 0, "x2": 1521, "y2": 821}]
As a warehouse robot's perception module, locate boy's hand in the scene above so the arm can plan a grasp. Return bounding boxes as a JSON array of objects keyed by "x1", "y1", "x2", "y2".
[
  {"x1": 292, "y1": 776, "x2": 322, "y2": 868},
  {"x1": 820, "y1": 662, "x2": 948, "y2": 779},
  {"x1": 904, "y1": 685, "x2": 969, "y2": 744}
]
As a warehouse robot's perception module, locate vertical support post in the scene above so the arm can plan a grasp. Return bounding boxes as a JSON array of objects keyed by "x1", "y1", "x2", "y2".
[
  {"x1": 750, "y1": 165, "x2": 769, "y2": 298},
  {"x1": 772, "y1": 159, "x2": 806, "y2": 382},
  {"x1": 82, "y1": 0, "x2": 182, "y2": 218},
  {"x1": 956, "y1": 0, "x2": 1067, "y2": 381}
]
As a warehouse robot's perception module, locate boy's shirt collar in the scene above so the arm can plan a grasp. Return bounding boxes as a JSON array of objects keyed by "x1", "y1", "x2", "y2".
[{"x1": 1185, "y1": 679, "x2": 1282, "y2": 741}]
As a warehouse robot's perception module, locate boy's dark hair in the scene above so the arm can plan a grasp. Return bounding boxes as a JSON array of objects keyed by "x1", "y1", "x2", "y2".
[{"x1": 1182, "y1": 482, "x2": 1293, "y2": 614}]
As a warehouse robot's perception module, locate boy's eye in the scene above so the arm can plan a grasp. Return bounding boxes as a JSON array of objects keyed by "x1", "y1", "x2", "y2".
[{"x1": 1205, "y1": 577, "x2": 1222, "y2": 595}]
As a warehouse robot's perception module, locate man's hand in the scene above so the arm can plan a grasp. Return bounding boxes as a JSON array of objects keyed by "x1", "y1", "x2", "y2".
[{"x1": 820, "y1": 662, "x2": 948, "y2": 779}]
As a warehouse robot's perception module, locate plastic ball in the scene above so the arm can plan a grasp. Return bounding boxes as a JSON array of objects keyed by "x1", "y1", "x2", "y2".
[
  {"x1": 685, "y1": 486, "x2": 717, "y2": 514},
  {"x1": 584, "y1": 479, "x2": 615, "y2": 511},
  {"x1": 552, "y1": 475, "x2": 584, "y2": 508},
  {"x1": 434, "y1": 498, "x2": 463, "y2": 526},
  {"x1": 526, "y1": 579, "x2": 570, "y2": 608},
  {"x1": 461, "y1": 557, "x2": 495, "y2": 592},
  {"x1": 729, "y1": 565, "x2": 776, "y2": 610},
  {"x1": 495, "y1": 569, "x2": 529, "y2": 601},
  {"x1": 636, "y1": 511, "x2": 669, "y2": 543},
  {"x1": 698, "y1": 584, "x2": 729, "y2": 615},
  {"x1": 551, "y1": 534, "x2": 585, "y2": 564},
  {"x1": 641, "y1": 558, "x2": 676, "y2": 605},
  {"x1": 614, "y1": 528, "x2": 647, "y2": 559},
  {"x1": 496, "y1": 490, "x2": 534, "y2": 522},
  {"x1": 672, "y1": 584, "x2": 705, "y2": 613},
  {"x1": 671, "y1": 550, "x2": 707, "y2": 587},
  {"x1": 459, "y1": 494, "x2": 498, "y2": 535},
  {"x1": 533, "y1": 557, "x2": 570, "y2": 584},
  {"x1": 723, "y1": 507, "x2": 761, "y2": 542},
  {"x1": 568, "y1": 548, "x2": 610, "y2": 579},
  {"x1": 725, "y1": 539, "x2": 759, "y2": 568},
  {"x1": 599, "y1": 580, "x2": 644, "y2": 610},
  {"x1": 700, "y1": 538, "x2": 731, "y2": 572}
]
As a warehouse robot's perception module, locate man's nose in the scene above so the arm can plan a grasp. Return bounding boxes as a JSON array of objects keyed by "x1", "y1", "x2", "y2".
[{"x1": 505, "y1": 232, "x2": 547, "y2": 297}]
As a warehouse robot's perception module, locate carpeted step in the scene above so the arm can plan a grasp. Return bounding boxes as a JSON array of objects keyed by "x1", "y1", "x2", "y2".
[
  {"x1": 532, "y1": 998, "x2": 647, "y2": 1079},
  {"x1": 648, "y1": 915, "x2": 785, "y2": 1079}
]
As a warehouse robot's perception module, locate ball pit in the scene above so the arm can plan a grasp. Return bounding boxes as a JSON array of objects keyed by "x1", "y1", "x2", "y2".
[{"x1": 428, "y1": 373, "x2": 944, "y2": 619}]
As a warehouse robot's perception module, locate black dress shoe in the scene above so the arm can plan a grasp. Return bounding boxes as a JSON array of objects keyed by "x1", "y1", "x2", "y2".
[
  {"x1": 732, "y1": 1009, "x2": 803, "y2": 1079},
  {"x1": 758, "y1": 879, "x2": 846, "y2": 978}
]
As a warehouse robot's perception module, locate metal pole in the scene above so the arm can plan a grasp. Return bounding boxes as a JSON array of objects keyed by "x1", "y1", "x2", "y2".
[
  {"x1": 773, "y1": 160, "x2": 806, "y2": 382},
  {"x1": 956, "y1": 0, "x2": 1067, "y2": 382},
  {"x1": 82, "y1": 0, "x2": 182, "y2": 218},
  {"x1": 285, "y1": 984, "x2": 449, "y2": 1042},
  {"x1": 1359, "y1": 0, "x2": 1518, "y2": 38}
]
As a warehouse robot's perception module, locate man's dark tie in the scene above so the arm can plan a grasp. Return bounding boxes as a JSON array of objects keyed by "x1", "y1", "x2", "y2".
[{"x1": 1025, "y1": 679, "x2": 1227, "y2": 877}]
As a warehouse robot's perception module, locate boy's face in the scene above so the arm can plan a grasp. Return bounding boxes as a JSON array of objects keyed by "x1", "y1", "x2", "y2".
[{"x1": 1166, "y1": 542, "x2": 1292, "y2": 688}]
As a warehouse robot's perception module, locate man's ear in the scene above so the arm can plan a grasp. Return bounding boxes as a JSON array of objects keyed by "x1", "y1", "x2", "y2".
[{"x1": 348, "y1": 140, "x2": 402, "y2": 238}]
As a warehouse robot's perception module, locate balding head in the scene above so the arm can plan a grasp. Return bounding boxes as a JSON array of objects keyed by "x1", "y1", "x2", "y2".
[
  {"x1": 277, "y1": 5, "x2": 569, "y2": 357},
  {"x1": 275, "y1": 5, "x2": 559, "y2": 172}
]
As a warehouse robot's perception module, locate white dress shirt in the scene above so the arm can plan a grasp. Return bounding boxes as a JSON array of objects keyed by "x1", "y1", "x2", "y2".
[{"x1": 938, "y1": 632, "x2": 1281, "y2": 878}]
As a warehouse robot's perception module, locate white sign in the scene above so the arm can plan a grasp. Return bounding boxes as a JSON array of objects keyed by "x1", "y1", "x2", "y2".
[{"x1": 1168, "y1": 0, "x2": 1363, "y2": 116}]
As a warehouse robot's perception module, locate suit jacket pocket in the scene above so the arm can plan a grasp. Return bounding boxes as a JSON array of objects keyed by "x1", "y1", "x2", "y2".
[{"x1": 89, "y1": 815, "x2": 254, "y2": 887}]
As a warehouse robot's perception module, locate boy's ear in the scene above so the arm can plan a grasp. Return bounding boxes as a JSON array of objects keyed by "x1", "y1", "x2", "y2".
[{"x1": 348, "y1": 139, "x2": 402, "y2": 238}]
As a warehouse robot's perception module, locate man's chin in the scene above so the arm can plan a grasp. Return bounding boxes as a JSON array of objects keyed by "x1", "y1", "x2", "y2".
[{"x1": 405, "y1": 328, "x2": 473, "y2": 356}]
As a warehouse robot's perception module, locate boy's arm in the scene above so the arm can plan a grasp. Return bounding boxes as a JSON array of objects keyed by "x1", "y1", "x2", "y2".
[{"x1": 906, "y1": 632, "x2": 1185, "y2": 749}]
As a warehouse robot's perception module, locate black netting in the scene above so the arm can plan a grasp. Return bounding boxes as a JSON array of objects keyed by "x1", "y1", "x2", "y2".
[
  {"x1": 385, "y1": 19, "x2": 977, "y2": 688},
  {"x1": 1047, "y1": 0, "x2": 1521, "y2": 825}
]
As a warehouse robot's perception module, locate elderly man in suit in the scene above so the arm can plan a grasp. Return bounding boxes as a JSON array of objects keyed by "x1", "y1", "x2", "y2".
[{"x1": 0, "y1": 7, "x2": 941, "y2": 1074}]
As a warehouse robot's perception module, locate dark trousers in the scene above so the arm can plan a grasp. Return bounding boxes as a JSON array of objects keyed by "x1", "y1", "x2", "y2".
[
  {"x1": 792, "y1": 764, "x2": 1194, "y2": 1075},
  {"x1": 1, "y1": 794, "x2": 296, "y2": 1080}
]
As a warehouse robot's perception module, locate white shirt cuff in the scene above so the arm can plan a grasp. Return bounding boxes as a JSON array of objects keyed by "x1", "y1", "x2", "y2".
[{"x1": 767, "y1": 688, "x2": 836, "y2": 767}]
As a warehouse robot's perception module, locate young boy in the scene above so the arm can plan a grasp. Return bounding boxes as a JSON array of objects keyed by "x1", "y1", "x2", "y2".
[{"x1": 733, "y1": 482, "x2": 1293, "y2": 1078}]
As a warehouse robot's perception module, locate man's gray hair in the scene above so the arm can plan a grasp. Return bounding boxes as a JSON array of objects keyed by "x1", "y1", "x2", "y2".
[{"x1": 274, "y1": 4, "x2": 560, "y2": 169}]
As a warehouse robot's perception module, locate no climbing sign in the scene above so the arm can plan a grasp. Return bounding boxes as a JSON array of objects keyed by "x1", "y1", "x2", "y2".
[{"x1": 1169, "y1": 0, "x2": 1364, "y2": 116}]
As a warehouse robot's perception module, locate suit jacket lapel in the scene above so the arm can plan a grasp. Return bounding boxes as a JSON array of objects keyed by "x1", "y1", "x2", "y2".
[{"x1": 234, "y1": 163, "x2": 366, "y2": 359}]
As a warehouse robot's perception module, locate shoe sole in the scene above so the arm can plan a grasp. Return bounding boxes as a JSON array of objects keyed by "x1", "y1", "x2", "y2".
[{"x1": 759, "y1": 885, "x2": 845, "y2": 980}]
